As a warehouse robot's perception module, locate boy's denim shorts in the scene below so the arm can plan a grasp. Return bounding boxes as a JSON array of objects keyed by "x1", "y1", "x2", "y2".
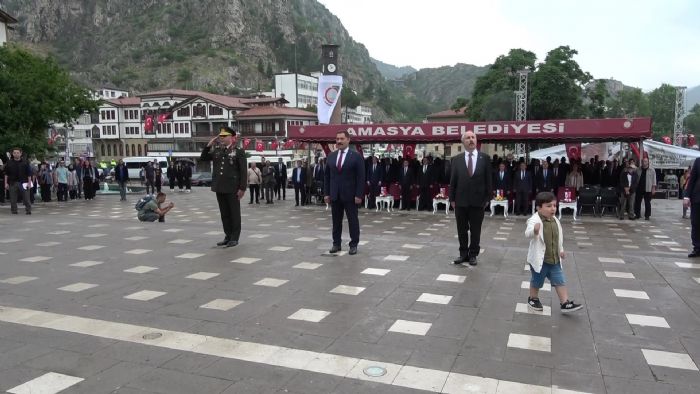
[{"x1": 530, "y1": 262, "x2": 565, "y2": 288}]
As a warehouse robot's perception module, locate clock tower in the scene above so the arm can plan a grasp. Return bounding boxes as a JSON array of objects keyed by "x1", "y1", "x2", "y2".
[{"x1": 321, "y1": 44, "x2": 341, "y2": 124}]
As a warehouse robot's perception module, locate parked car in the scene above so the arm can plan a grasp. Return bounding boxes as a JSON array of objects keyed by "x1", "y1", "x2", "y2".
[{"x1": 190, "y1": 172, "x2": 212, "y2": 187}]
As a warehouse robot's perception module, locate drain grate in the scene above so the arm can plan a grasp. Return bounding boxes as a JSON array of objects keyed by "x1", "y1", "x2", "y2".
[
  {"x1": 363, "y1": 366, "x2": 387, "y2": 377},
  {"x1": 142, "y1": 332, "x2": 163, "y2": 340}
]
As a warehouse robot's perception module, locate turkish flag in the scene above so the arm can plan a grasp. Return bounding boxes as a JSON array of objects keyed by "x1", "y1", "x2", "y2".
[
  {"x1": 157, "y1": 112, "x2": 171, "y2": 124},
  {"x1": 320, "y1": 142, "x2": 331, "y2": 155},
  {"x1": 403, "y1": 143, "x2": 416, "y2": 159},
  {"x1": 270, "y1": 140, "x2": 279, "y2": 150},
  {"x1": 661, "y1": 136, "x2": 672, "y2": 144},
  {"x1": 565, "y1": 143, "x2": 581, "y2": 161},
  {"x1": 386, "y1": 144, "x2": 393, "y2": 152},
  {"x1": 284, "y1": 139, "x2": 295, "y2": 149},
  {"x1": 255, "y1": 140, "x2": 264, "y2": 152},
  {"x1": 144, "y1": 115, "x2": 154, "y2": 133},
  {"x1": 688, "y1": 134, "x2": 697, "y2": 147},
  {"x1": 299, "y1": 142, "x2": 306, "y2": 150},
  {"x1": 243, "y1": 138, "x2": 251, "y2": 149}
]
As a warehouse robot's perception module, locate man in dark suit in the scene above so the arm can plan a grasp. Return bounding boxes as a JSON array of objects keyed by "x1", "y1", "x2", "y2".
[
  {"x1": 291, "y1": 160, "x2": 306, "y2": 206},
  {"x1": 513, "y1": 162, "x2": 532, "y2": 216},
  {"x1": 382, "y1": 157, "x2": 395, "y2": 184},
  {"x1": 366, "y1": 156, "x2": 384, "y2": 209},
  {"x1": 275, "y1": 158, "x2": 287, "y2": 200},
  {"x1": 618, "y1": 163, "x2": 639, "y2": 220},
  {"x1": 417, "y1": 157, "x2": 434, "y2": 211},
  {"x1": 685, "y1": 157, "x2": 700, "y2": 257},
  {"x1": 493, "y1": 162, "x2": 511, "y2": 193},
  {"x1": 536, "y1": 161, "x2": 555, "y2": 193},
  {"x1": 398, "y1": 159, "x2": 415, "y2": 210},
  {"x1": 313, "y1": 158, "x2": 326, "y2": 203},
  {"x1": 324, "y1": 131, "x2": 365, "y2": 255},
  {"x1": 450, "y1": 131, "x2": 493, "y2": 265}
]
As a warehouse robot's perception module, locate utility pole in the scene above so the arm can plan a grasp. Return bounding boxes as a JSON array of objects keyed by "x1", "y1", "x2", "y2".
[
  {"x1": 514, "y1": 69, "x2": 530, "y2": 159},
  {"x1": 673, "y1": 86, "x2": 687, "y2": 146}
]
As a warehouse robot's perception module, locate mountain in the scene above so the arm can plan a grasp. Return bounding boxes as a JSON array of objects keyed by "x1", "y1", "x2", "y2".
[
  {"x1": 2, "y1": 0, "x2": 384, "y2": 97},
  {"x1": 371, "y1": 58, "x2": 416, "y2": 80},
  {"x1": 403, "y1": 63, "x2": 488, "y2": 109}
]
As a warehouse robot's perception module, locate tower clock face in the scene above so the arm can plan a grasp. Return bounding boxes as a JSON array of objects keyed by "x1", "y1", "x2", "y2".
[{"x1": 327, "y1": 63, "x2": 336, "y2": 73}]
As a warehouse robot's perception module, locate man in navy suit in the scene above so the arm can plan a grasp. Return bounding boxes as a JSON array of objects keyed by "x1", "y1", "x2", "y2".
[
  {"x1": 398, "y1": 159, "x2": 415, "y2": 210},
  {"x1": 513, "y1": 161, "x2": 532, "y2": 215},
  {"x1": 493, "y1": 162, "x2": 511, "y2": 194},
  {"x1": 324, "y1": 131, "x2": 366, "y2": 255},
  {"x1": 536, "y1": 161, "x2": 555, "y2": 193},
  {"x1": 685, "y1": 157, "x2": 700, "y2": 257},
  {"x1": 366, "y1": 156, "x2": 384, "y2": 209},
  {"x1": 291, "y1": 160, "x2": 306, "y2": 207},
  {"x1": 449, "y1": 131, "x2": 493, "y2": 265}
]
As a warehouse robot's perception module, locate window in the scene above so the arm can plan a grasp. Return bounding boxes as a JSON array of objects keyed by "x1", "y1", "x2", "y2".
[
  {"x1": 137, "y1": 145, "x2": 142, "y2": 156},
  {"x1": 100, "y1": 144, "x2": 105, "y2": 156},
  {"x1": 185, "y1": 123, "x2": 189, "y2": 133},
  {"x1": 126, "y1": 144, "x2": 130, "y2": 156},
  {"x1": 119, "y1": 144, "x2": 123, "y2": 156},
  {"x1": 177, "y1": 106, "x2": 190, "y2": 117},
  {"x1": 107, "y1": 145, "x2": 112, "y2": 156},
  {"x1": 193, "y1": 104, "x2": 206, "y2": 117},
  {"x1": 113, "y1": 144, "x2": 118, "y2": 156},
  {"x1": 209, "y1": 105, "x2": 223, "y2": 116},
  {"x1": 131, "y1": 144, "x2": 136, "y2": 155},
  {"x1": 457, "y1": 145, "x2": 462, "y2": 152},
  {"x1": 434, "y1": 145, "x2": 439, "y2": 152},
  {"x1": 144, "y1": 144, "x2": 148, "y2": 155}
]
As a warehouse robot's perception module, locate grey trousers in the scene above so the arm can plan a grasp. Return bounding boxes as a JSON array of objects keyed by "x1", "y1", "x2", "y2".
[
  {"x1": 9, "y1": 182, "x2": 31, "y2": 213},
  {"x1": 619, "y1": 193, "x2": 635, "y2": 218}
]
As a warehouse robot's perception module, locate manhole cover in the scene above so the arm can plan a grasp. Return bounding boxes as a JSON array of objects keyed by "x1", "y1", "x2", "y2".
[
  {"x1": 363, "y1": 366, "x2": 387, "y2": 377},
  {"x1": 142, "y1": 332, "x2": 163, "y2": 340}
]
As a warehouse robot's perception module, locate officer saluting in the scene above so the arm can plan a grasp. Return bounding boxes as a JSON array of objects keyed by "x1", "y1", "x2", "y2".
[{"x1": 200, "y1": 126, "x2": 247, "y2": 247}]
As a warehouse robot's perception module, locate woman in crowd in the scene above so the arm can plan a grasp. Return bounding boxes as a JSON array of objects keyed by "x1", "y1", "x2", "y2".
[{"x1": 247, "y1": 162, "x2": 261, "y2": 204}]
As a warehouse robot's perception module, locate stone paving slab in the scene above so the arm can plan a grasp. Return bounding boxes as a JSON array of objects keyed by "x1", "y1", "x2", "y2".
[{"x1": 0, "y1": 191, "x2": 698, "y2": 393}]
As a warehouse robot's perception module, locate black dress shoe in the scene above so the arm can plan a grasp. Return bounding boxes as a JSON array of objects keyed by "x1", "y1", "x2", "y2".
[
  {"x1": 225, "y1": 240, "x2": 239, "y2": 248},
  {"x1": 468, "y1": 256, "x2": 478, "y2": 266},
  {"x1": 349, "y1": 246, "x2": 358, "y2": 255},
  {"x1": 329, "y1": 245, "x2": 341, "y2": 253},
  {"x1": 452, "y1": 256, "x2": 467, "y2": 265},
  {"x1": 216, "y1": 238, "x2": 230, "y2": 246},
  {"x1": 688, "y1": 250, "x2": 700, "y2": 258}
]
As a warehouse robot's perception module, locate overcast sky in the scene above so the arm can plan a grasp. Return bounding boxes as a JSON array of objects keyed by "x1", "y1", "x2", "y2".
[{"x1": 318, "y1": 0, "x2": 699, "y2": 91}]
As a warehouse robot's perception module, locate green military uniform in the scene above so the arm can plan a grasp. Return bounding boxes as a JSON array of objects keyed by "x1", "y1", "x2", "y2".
[{"x1": 200, "y1": 128, "x2": 247, "y2": 244}]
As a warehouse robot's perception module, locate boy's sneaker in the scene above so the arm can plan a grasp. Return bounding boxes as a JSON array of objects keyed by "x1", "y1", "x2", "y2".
[
  {"x1": 527, "y1": 297, "x2": 543, "y2": 311},
  {"x1": 561, "y1": 300, "x2": 582, "y2": 313}
]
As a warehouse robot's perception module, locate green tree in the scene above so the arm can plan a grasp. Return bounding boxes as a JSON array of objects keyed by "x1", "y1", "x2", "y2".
[
  {"x1": 0, "y1": 45, "x2": 99, "y2": 156},
  {"x1": 265, "y1": 62, "x2": 273, "y2": 78},
  {"x1": 647, "y1": 83, "x2": 677, "y2": 139},
  {"x1": 450, "y1": 97, "x2": 469, "y2": 111},
  {"x1": 529, "y1": 46, "x2": 592, "y2": 120},
  {"x1": 685, "y1": 103, "x2": 700, "y2": 135},
  {"x1": 606, "y1": 88, "x2": 651, "y2": 118},
  {"x1": 467, "y1": 48, "x2": 537, "y2": 121},
  {"x1": 257, "y1": 58, "x2": 265, "y2": 74},
  {"x1": 587, "y1": 80, "x2": 609, "y2": 118},
  {"x1": 343, "y1": 88, "x2": 360, "y2": 109}
]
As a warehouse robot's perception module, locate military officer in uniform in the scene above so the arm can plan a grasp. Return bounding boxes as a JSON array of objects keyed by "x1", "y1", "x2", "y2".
[{"x1": 200, "y1": 126, "x2": 247, "y2": 247}]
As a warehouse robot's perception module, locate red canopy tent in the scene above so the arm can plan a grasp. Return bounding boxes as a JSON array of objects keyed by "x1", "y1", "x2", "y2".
[{"x1": 288, "y1": 118, "x2": 652, "y2": 144}]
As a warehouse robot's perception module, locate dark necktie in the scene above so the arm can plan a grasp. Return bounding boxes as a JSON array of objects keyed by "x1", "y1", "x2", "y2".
[
  {"x1": 468, "y1": 153, "x2": 473, "y2": 177},
  {"x1": 337, "y1": 150, "x2": 344, "y2": 172}
]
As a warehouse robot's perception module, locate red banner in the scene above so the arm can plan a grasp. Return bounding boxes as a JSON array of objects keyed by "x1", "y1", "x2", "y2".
[
  {"x1": 255, "y1": 140, "x2": 264, "y2": 152},
  {"x1": 243, "y1": 138, "x2": 251, "y2": 149},
  {"x1": 288, "y1": 118, "x2": 652, "y2": 143},
  {"x1": 565, "y1": 143, "x2": 581, "y2": 161},
  {"x1": 403, "y1": 143, "x2": 415, "y2": 158}
]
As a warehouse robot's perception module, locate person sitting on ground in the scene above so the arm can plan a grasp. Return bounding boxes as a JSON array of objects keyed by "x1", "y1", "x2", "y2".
[{"x1": 137, "y1": 192, "x2": 174, "y2": 222}]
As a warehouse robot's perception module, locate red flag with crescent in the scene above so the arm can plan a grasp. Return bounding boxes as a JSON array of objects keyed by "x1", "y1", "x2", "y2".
[
  {"x1": 242, "y1": 138, "x2": 251, "y2": 149},
  {"x1": 270, "y1": 140, "x2": 279, "y2": 150},
  {"x1": 565, "y1": 143, "x2": 581, "y2": 161},
  {"x1": 403, "y1": 143, "x2": 416, "y2": 159},
  {"x1": 284, "y1": 139, "x2": 295, "y2": 149},
  {"x1": 255, "y1": 140, "x2": 264, "y2": 152},
  {"x1": 157, "y1": 112, "x2": 171, "y2": 124},
  {"x1": 320, "y1": 142, "x2": 331, "y2": 155},
  {"x1": 144, "y1": 115, "x2": 154, "y2": 133}
]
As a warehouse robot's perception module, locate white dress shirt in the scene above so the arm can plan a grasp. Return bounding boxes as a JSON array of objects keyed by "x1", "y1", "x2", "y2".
[
  {"x1": 464, "y1": 150, "x2": 478, "y2": 173},
  {"x1": 337, "y1": 148, "x2": 348, "y2": 168}
]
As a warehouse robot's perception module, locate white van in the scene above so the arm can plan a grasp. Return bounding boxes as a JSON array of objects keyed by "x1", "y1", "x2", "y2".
[{"x1": 122, "y1": 156, "x2": 168, "y2": 179}]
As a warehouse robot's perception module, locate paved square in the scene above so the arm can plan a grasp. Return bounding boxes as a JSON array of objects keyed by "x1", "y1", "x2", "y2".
[{"x1": 0, "y1": 194, "x2": 698, "y2": 393}]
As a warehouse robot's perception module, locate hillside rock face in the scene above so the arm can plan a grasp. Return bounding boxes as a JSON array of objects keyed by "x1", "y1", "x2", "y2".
[{"x1": 4, "y1": 0, "x2": 384, "y2": 95}]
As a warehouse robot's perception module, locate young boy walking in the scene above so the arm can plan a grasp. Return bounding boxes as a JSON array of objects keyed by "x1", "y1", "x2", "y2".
[{"x1": 525, "y1": 192, "x2": 582, "y2": 313}]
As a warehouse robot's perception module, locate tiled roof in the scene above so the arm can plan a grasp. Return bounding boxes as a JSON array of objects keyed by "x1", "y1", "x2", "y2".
[
  {"x1": 240, "y1": 97, "x2": 289, "y2": 105},
  {"x1": 139, "y1": 89, "x2": 249, "y2": 109},
  {"x1": 236, "y1": 106, "x2": 317, "y2": 118},
  {"x1": 106, "y1": 97, "x2": 141, "y2": 106},
  {"x1": 0, "y1": 9, "x2": 18, "y2": 24},
  {"x1": 426, "y1": 107, "x2": 468, "y2": 119}
]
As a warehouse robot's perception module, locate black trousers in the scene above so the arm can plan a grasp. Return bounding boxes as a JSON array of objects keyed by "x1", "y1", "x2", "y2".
[
  {"x1": 367, "y1": 182, "x2": 380, "y2": 208},
  {"x1": 248, "y1": 184, "x2": 260, "y2": 203},
  {"x1": 455, "y1": 205, "x2": 485, "y2": 258},
  {"x1": 216, "y1": 192, "x2": 241, "y2": 242},
  {"x1": 331, "y1": 199, "x2": 360, "y2": 247},
  {"x1": 9, "y1": 182, "x2": 31, "y2": 213},
  {"x1": 634, "y1": 191, "x2": 652, "y2": 219},
  {"x1": 57, "y1": 183, "x2": 68, "y2": 201},
  {"x1": 155, "y1": 177, "x2": 162, "y2": 193},
  {"x1": 275, "y1": 181, "x2": 286, "y2": 199},
  {"x1": 692, "y1": 202, "x2": 700, "y2": 252},
  {"x1": 515, "y1": 191, "x2": 529, "y2": 214},
  {"x1": 83, "y1": 178, "x2": 94, "y2": 199},
  {"x1": 418, "y1": 185, "x2": 430, "y2": 210},
  {"x1": 294, "y1": 184, "x2": 306, "y2": 205},
  {"x1": 40, "y1": 184, "x2": 51, "y2": 202},
  {"x1": 401, "y1": 186, "x2": 411, "y2": 210}
]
